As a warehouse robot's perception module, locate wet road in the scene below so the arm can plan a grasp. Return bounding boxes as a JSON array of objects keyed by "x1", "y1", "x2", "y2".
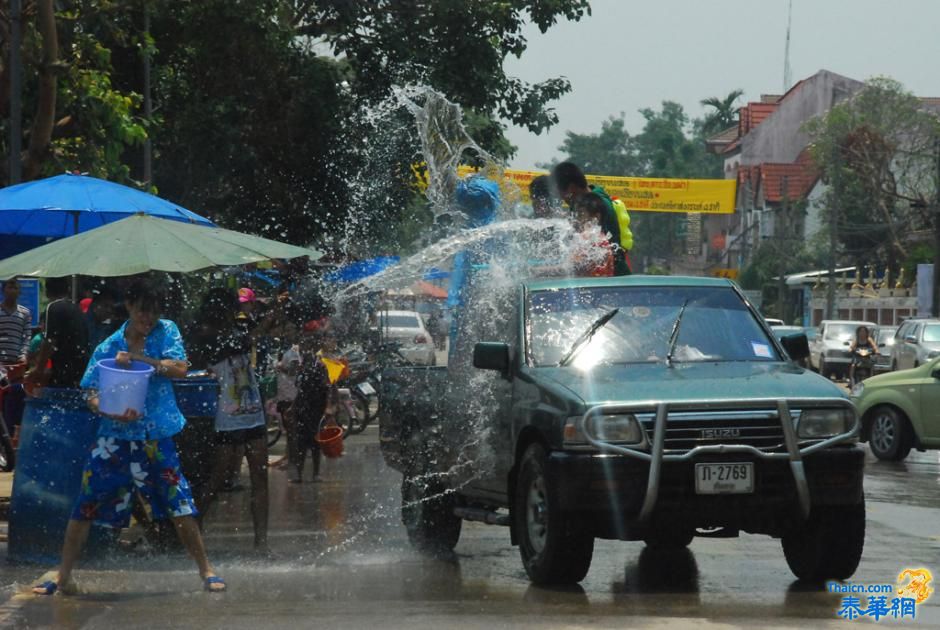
[{"x1": 1, "y1": 430, "x2": 938, "y2": 629}]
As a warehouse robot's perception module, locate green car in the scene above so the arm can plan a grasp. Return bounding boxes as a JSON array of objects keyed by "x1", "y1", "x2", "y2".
[{"x1": 853, "y1": 358, "x2": 940, "y2": 460}]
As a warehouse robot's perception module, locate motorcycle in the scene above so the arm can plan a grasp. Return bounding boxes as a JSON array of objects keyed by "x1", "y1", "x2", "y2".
[{"x1": 850, "y1": 346, "x2": 874, "y2": 389}]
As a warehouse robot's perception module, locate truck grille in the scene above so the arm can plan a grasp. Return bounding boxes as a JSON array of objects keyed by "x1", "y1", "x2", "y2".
[{"x1": 639, "y1": 410, "x2": 787, "y2": 453}]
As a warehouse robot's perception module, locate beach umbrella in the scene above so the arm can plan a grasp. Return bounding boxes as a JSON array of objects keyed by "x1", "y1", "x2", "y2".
[
  {"x1": 0, "y1": 214, "x2": 320, "y2": 279},
  {"x1": 0, "y1": 173, "x2": 213, "y2": 239}
]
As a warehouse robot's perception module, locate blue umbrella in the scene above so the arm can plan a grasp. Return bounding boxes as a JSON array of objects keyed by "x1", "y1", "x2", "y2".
[
  {"x1": 0, "y1": 172, "x2": 213, "y2": 238},
  {"x1": 323, "y1": 256, "x2": 400, "y2": 284}
]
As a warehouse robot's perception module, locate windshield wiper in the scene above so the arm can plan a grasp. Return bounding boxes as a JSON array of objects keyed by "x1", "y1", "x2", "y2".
[
  {"x1": 665, "y1": 299, "x2": 689, "y2": 368},
  {"x1": 558, "y1": 308, "x2": 620, "y2": 367}
]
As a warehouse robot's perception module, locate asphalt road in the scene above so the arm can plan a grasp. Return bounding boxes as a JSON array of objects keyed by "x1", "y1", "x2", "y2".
[{"x1": 0, "y1": 429, "x2": 938, "y2": 629}]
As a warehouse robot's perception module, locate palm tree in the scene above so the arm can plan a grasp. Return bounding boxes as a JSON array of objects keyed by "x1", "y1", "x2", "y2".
[{"x1": 700, "y1": 89, "x2": 744, "y2": 134}]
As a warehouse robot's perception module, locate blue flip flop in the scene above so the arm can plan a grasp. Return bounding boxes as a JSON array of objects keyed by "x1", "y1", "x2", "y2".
[
  {"x1": 204, "y1": 576, "x2": 226, "y2": 592},
  {"x1": 32, "y1": 580, "x2": 58, "y2": 595}
]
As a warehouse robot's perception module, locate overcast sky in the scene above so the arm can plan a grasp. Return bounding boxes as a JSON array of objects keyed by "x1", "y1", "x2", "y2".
[{"x1": 503, "y1": 0, "x2": 940, "y2": 170}]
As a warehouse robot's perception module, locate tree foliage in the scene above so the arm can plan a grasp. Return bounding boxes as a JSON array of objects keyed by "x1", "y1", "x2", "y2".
[
  {"x1": 1, "y1": 0, "x2": 589, "y2": 256},
  {"x1": 700, "y1": 89, "x2": 743, "y2": 134},
  {"x1": 804, "y1": 77, "x2": 940, "y2": 271}
]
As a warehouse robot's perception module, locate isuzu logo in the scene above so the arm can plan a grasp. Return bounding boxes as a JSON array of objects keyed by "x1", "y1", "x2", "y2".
[{"x1": 701, "y1": 428, "x2": 741, "y2": 439}]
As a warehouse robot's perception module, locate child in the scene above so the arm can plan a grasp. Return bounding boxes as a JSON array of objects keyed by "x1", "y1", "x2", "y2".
[
  {"x1": 571, "y1": 192, "x2": 616, "y2": 277},
  {"x1": 290, "y1": 320, "x2": 341, "y2": 483}
]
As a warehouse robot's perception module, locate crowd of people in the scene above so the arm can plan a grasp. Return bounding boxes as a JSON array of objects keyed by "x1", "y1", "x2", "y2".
[
  {"x1": 0, "y1": 270, "x2": 348, "y2": 595},
  {"x1": 0, "y1": 159, "x2": 628, "y2": 596}
]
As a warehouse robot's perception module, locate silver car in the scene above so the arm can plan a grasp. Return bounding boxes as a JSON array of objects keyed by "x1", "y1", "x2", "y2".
[
  {"x1": 809, "y1": 320, "x2": 877, "y2": 379},
  {"x1": 378, "y1": 310, "x2": 437, "y2": 366},
  {"x1": 872, "y1": 325, "x2": 898, "y2": 373},
  {"x1": 892, "y1": 318, "x2": 940, "y2": 371}
]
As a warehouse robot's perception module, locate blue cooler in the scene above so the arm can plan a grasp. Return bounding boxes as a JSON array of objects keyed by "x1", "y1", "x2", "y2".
[
  {"x1": 172, "y1": 373, "x2": 220, "y2": 499},
  {"x1": 8, "y1": 388, "x2": 115, "y2": 563},
  {"x1": 172, "y1": 373, "x2": 219, "y2": 418}
]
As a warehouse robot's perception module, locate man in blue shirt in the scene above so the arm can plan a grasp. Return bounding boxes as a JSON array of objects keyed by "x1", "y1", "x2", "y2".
[{"x1": 33, "y1": 279, "x2": 225, "y2": 595}]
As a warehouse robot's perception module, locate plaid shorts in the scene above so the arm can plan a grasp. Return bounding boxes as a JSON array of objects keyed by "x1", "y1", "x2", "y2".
[{"x1": 70, "y1": 437, "x2": 198, "y2": 529}]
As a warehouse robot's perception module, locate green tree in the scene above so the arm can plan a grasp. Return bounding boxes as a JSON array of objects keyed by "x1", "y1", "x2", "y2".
[
  {"x1": 804, "y1": 77, "x2": 940, "y2": 275},
  {"x1": 700, "y1": 89, "x2": 743, "y2": 134},
  {"x1": 0, "y1": 1, "x2": 148, "y2": 184}
]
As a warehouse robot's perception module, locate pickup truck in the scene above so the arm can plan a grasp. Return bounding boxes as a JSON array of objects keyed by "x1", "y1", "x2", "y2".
[{"x1": 379, "y1": 275, "x2": 864, "y2": 585}]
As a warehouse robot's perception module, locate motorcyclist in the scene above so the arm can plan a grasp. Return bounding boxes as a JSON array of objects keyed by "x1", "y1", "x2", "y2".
[{"x1": 848, "y1": 325, "x2": 878, "y2": 385}]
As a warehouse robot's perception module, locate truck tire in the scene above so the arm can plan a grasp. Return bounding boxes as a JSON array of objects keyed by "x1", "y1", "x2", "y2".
[
  {"x1": 401, "y1": 456, "x2": 461, "y2": 553},
  {"x1": 782, "y1": 503, "x2": 865, "y2": 582},
  {"x1": 818, "y1": 357, "x2": 828, "y2": 379},
  {"x1": 514, "y1": 443, "x2": 594, "y2": 585},
  {"x1": 868, "y1": 406, "x2": 914, "y2": 461},
  {"x1": 644, "y1": 528, "x2": 694, "y2": 550}
]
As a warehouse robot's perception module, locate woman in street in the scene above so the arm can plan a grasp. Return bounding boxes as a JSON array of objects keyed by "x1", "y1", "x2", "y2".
[
  {"x1": 190, "y1": 287, "x2": 270, "y2": 552},
  {"x1": 33, "y1": 278, "x2": 225, "y2": 595}
]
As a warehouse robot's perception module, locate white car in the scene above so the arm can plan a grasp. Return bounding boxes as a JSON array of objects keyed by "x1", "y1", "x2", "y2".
[
  {"x1": 810, "y1": 319, "x2": 877, "y2": 379},
  {"x1": 378, "y1": 310, "x2": 437, "y2": 366}
]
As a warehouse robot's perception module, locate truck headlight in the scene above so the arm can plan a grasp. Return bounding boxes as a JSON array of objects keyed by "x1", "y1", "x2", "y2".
[
  {"x1": 798, "y1": 408, "x2": 854, "y2": 439},
  {"x1": 564, "y1": 414, "x2": 643, "y2": 446}
]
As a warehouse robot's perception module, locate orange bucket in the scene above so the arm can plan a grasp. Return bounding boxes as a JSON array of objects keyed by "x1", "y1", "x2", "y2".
[{"x1": 315, "y1": 425, "x2": 344, "y2": 458}]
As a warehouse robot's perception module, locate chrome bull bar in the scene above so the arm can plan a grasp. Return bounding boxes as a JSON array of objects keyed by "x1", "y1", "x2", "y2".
[{"x1": 576, "y1": 398, "x2": 858, "y2": 523}]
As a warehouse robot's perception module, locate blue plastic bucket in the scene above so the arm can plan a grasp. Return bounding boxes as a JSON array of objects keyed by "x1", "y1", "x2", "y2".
[
  {"x1": 8, "y1": 388, "x2": 114, "y2": 563},
  {"x1": 97, "y1": 358, "x2": 154, "y2": 416}
]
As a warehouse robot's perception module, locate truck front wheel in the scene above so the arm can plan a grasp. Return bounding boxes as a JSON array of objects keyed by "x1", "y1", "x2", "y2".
[
  {"x1": 514, "y1": 443, "x2": 594, "y2": 585},
  {"x1": 782, "y1": 503, "x2": 865, "y2": 582},
  {"x1": 401, "y1": 457, "x2": 461, "y2": 553}
]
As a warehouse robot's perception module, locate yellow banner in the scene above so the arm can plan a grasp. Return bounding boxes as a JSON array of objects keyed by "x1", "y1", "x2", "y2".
[
  {"x1": 454, "y1": 166, "x2": 736, "y2": 214},
  {"x1": 711, "y1": 268, "x2": 740, "y2": 280}
]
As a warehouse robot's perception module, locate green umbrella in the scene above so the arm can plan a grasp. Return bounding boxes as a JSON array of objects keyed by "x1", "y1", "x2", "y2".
[{"x1": 0, "y1": 213, "x2": 321, "y2": 279}]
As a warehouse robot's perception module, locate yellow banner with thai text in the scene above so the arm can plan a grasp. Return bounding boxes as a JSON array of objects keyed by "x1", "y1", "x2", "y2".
[{"x1": 454, "y1": 166, "x2": 736, "y2": 214}]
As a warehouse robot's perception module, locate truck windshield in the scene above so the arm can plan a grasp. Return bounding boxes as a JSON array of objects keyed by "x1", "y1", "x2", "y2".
[{"x1": 526, "y1": 286, "x2": 779, "y2": 368}]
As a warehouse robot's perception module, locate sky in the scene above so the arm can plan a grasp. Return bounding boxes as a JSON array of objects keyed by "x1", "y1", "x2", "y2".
[{"x1": 503, "y1": 0, "x2": 940, "y2": 170}]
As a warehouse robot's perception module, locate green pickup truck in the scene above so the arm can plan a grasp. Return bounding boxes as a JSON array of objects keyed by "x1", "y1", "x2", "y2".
[{"x1": 379, "y1": 275, "x2": 864, "y2": 585}]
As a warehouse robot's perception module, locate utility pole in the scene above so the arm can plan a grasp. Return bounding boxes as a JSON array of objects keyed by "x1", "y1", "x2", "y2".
[
  {"x1": 9, "y1": 0, "x2": 23, "y2": 184},
  {"x1": 783, "y1": 0, "x2": 794, "y2": 92},
  {"x1": 932, "y1": 137, "x2": 940, "y2": 316},
  {"x1": 826, "y1": 192, "x2": 837, "y2": 319},
  {"x1": 777, "y1": 177, "x2": 789, "y2": 322}
]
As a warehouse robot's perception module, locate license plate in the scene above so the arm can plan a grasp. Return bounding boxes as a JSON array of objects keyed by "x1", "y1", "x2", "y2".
[
  {"x1": 694, "y1": 462, "x2": 754, "y2": 494},
  {"x1": 357, "y1": 382, "x2": 376, "y2": 396}
]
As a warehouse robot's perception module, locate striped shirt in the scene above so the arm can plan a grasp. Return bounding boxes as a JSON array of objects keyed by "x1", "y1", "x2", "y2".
[{"x1": 0, "y1": 303, "x2": 31, "y2": 364}]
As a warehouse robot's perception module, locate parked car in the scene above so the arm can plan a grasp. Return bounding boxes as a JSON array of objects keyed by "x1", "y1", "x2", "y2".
[
  {"x1": 891, "y1": 318, "x2": 940, "y2": 371},
  {"x1": 872, "y1": 325, "x2": 898, "y2": 374},
  {"x1": 809, "y1": 320, "x2": 877, "y2": 379},
  {"x1": 853, "y1": 358, "x2": 940, "y2": 461},
  {"x1": 381, "y1": 275, "x2": 864, "y2": 585},
  {"x1": 378, "y1": 310, "x2": 437, "y2": 366}
]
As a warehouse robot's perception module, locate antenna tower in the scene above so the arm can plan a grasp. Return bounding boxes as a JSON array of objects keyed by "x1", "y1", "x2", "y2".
[{"x1": 783, "y1": 0, "x2": 793, "y2": 91}]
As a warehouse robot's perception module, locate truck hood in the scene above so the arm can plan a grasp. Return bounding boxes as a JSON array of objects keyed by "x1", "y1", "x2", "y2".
[{"x1": 533, "y1": 361, "x2": 845, "y2": 408}]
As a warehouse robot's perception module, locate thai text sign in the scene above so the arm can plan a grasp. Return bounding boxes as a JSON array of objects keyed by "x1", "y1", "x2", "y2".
[{"x1": 455, "y1": 166, "x2": 736, "y2": 214}]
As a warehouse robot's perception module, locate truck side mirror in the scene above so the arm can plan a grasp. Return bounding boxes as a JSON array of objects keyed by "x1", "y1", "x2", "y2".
[
  {"x1": 781, "y1": 333, "x2": 810, "y2": 362},
  {"x1": 473, "y1": 342, "x2": 511, "y2": 376}
]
